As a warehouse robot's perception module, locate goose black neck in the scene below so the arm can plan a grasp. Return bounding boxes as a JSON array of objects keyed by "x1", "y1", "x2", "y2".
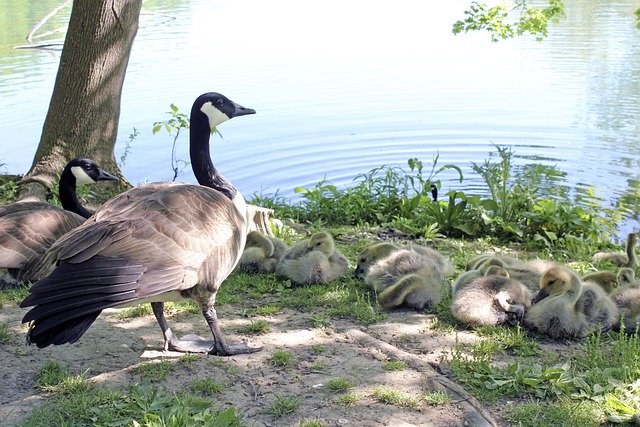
[
  {"x1": 58, "y1": 172, "x2": 92, "y2": 219},
  {"x1": 189, "y1": 110, "x2": 237, "y2": 200}
]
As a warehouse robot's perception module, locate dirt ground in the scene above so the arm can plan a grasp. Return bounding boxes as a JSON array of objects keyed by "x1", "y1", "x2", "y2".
[{"x1": 0, "y1": 297, "x2": 561, "y2": 427}]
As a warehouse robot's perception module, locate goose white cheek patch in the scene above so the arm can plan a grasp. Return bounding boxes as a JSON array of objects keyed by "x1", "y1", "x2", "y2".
[
  {"x1": 71, "y1": 166, "x2": 95, "y2": 184},
  {"x1": 200, "y1": 101, "x2": 230, "y2": 129}
]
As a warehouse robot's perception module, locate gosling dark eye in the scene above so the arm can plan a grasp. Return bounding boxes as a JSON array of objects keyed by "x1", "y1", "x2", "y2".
[{"x1": 360, "y1": 257, "x2": 367, "y2": 263}]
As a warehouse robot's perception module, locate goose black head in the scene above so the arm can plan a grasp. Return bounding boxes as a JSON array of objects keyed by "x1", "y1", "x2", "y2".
[
  {"x1": 65, "y1": 158, "x2": 119, "y2": 185},
  {"x1": 193, "y1": 92, "x2": 256, "y2": 130}
]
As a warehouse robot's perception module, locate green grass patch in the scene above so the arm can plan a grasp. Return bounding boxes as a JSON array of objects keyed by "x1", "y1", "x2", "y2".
[
  {"x1": 36, "y1": 361, "x2": 92, "y2": 395},
  {"x1": 422, "y1": 391, "x2": 452, "y2": 405},
  {"x1": 269, "y1": 394, "x2": 300, "y2": 417},
  {"x1": 114, "y1": 303, "x2": 152, "y2": 319},
  {"x1": 134, "y1": 359, "x2": 176, "y2": 382},
  {"x1": 268, "y1": 349, "x2": 295, "y2": 368},
  {"x1": 325, "y1": 378, "x2": 354, "y2": 392},
  {"x1": 22, "y1": 384, "x2": 242, "y2": 426},
  {"x1": 0, "y1": 284, "x2": 30, "y2": 305},
  {"x1": 191, "y1": 378, "x2": 225, "y2": 395},
  {"x1": 0, "y1": 323, "x2": 11, "y2": 344},
  {"x1": 237, "y1": 320, "x2": 270, "y2": 335},
  {"x1": 334, "y1": 392, "x2": 361, "y2": 405},
  {"x1": 310, "y1": 361, "x2": 327, "y2": 371},
  {"x1": 372, "y1": 387, "x2": 420, "y2": 409},
  {"x1": 383, "y1": 359, "x2": 407, "y2": 371}
]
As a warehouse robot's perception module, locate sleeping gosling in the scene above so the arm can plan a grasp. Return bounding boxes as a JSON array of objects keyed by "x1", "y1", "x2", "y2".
[
  {"x1": 275, "y1": 231, "x2": 349, "y2": 285},
  {"x1": 237, "y1": 231, "x2": 288, "y2": 274},
  {"x1": 451, "y1": 273, "x2": 532, "y2": 327}
]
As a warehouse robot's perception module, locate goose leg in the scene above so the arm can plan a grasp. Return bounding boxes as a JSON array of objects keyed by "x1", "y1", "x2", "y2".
[
  {"x1": 151, "y1": 301, "x2": 213, "y2": 353},
  {"x1": 203, "y1": 305, "x2": 262, "y2": 355},
  {"x1": 151, "y1": 302, "x2": 262, "y2": 355}
]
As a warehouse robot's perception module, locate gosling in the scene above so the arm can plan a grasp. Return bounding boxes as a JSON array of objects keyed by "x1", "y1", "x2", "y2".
[
  {"x1": 451, "y1": 274, "x2": 532, "y2": 327},
  {"x1": 237, "y1": 231, "x2": 288, "y2": 274},
  {"x1": 524, "y1": 266, "x2": 618, "y2": 339},
  {"x1": 275, "y1": 231, "x2": 349, "y2": 285}
]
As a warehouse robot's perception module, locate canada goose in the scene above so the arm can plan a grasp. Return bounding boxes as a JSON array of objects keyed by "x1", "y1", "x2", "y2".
[
  {"x1": 582, "y1": 271, "x2": 619, "y2": 294},
  {"x1": 617, "y1": 267, "x2": 637, "y2": 290},
  {"x1": 236, "y1": 230, "x2": 287, "y2": 274},
  {"x1": 275, "y1": 231, "x2": 349, "y2": 285},
  {"x1": 364, "y1": 246, "x2": 452, "y2": 293},
  {"x1": 453, "y1": 257, "x2": 508, "y2": 294},
  {"x1": 20, "y1": 92, "x2": 259, "y2": 355},
  {"x1": 525, "y1": 266, "x2": 618, "y2": 338},
  {"x1": 464, "y1": 254, "x2": 520, "y2": 271},
  {"x1": 451, "y1": 274, "x2": 532, "y2": 327},
  {"x1": 0, "y1": 158, "x2": 118, "y2": 285},
  {"x1": 377, "y1": 273, "x2": 446, "y2": 310},
  {"x1": 363, "y1": 245, "x2": 452, "y2": 310},
  {"x1": 406, "y1": 244, "x2": 455, "y2": 278},
  {"x1": 592, "y1": 232, "x2": 638, "y2": 269},
  {"x1": 354, "y1": 241, "x2": 399, "y2": 279}
]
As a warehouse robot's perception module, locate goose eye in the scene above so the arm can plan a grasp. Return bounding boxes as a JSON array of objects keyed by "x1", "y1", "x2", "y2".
[
  {"x1": 83, "y1": 164, "x2": 92, "y2": 170},
  {"x1": 216, "y1": 99, "x2": 224, "y2": 107}
]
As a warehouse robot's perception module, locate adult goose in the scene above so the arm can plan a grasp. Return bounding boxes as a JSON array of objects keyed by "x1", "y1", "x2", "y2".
[
  {"x1": 21, "y1": 92, "x2": 259, "y2": 356},
  {"x1": 0, "y1": 158, "x2": 118, "y2": 285}
]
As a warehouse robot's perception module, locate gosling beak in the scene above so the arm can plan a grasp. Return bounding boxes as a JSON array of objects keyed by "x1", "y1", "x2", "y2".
[
  {"x1": 97, "y1": 168, "x2": 119, "y2": 182},
  {"x1": 531, "y1": 288, "x2": 550, "y2": 304}
]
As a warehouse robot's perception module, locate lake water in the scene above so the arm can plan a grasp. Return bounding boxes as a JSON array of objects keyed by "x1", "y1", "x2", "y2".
[{"x1": 0, "y1": 0, "x2": 639, "y2": 239}]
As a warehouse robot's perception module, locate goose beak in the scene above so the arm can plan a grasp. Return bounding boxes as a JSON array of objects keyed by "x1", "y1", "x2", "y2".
[
  {"x1": 531, "y1": 288, "x2": 550, "y2": 304},
  {"x1": 97, "y1": 168, "x2": 119, "y2": 182},
  {"x1": 230, "y1": 101, "x2": 256, "y2": 118}
]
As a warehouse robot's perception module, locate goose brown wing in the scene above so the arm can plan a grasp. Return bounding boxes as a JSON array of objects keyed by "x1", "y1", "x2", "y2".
[
  {"x1": 21, "y1": 185, "x2": 247, "y2": 346},
  {"x1": 0, "y1": 201, "x2": 56, "y2": 217},
  {"x1": 0, "y1": 208, "x2": 85, "y2": 277}
]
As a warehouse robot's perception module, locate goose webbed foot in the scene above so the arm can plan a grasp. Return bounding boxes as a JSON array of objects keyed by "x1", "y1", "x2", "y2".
[
  {"x1": 152, "y1": 301, "x2": 262, "y2": 355},
  {"x1": 203, "y1": 305, "x2": 262, "y2": 355}
]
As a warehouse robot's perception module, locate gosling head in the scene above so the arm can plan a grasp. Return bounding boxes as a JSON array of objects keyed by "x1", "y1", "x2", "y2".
[
  {"x1": 484, "y1": 265, "x2": 509, "y2": 278},
  {"x1": 533, "y1": 266, "x2": 579, "y2": 304},
  {"x1": 618, "y1": 267, "x2": 636, "y2": 288},
  {"x1": 64, "y1": 158, "x2": 119, "y2": 185},
  {"x1": 245, "y1": 231, "x2": 274, "y2": 257},
  {"x1": 305, "y1": 232, "x2": 335, "y2": 256},
  {"x1": 354, "y1": 242, "x2": 398, "y2": 278}
]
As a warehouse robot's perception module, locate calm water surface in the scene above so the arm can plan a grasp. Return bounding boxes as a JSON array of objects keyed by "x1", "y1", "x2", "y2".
[{"x1": 0, "y1": 0, "x2": 639, "y2": 238}]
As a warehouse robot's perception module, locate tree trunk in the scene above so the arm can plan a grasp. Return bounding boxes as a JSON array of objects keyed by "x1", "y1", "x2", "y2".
[{"x1": 19, "y1": 0, "x2": 142, "y2": 201}]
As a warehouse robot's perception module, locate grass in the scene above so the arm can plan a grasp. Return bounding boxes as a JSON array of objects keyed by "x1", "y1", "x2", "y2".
[
  {"x1": 383, "y1": 359, "x2": 407, "y2": 371},
  {"x1": 0, "y1": 323, "x2": 11, "y2": 344},
  {"x1": 237, "y1": 320, "x2": 270, "y2": 334},
  {"x1": 191, "y1": 378, "x2": 225, "y2": 395},
  {"x1": 36, "y1": 361, "x2": 93, "y2": 395},
  {"x1": 22, "y1": 383, "x2": 242, "y2": 427},
  {"x1": 334, "y1": 392, "x2": 361, "y2": 405},
  {"x1": 134, "y1": 360, "x2": 176, "y2": 382},
  {"x1": 372, "y1": 387, "x2": 420, "y2": 409},
  {"x1": 422, "y1": 391, "x2": 452, "y2": 405},
  {"x1": 325, "y1": 378, "x2": 354, "y2": 392},
  {"x1": 268, "y1": 349, "x2": 296, "y2": 367},
  {"x1": 269, "y1": 394, "x2": 300, "y2": 416}
]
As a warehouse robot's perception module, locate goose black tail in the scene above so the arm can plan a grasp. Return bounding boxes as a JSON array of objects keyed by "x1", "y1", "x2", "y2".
[{"x1": 20, "y1": 256, "x2": 145, "y2": 347}]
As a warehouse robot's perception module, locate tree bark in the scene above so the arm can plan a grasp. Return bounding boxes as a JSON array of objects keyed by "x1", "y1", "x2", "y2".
[{"x1": 19, "y1": 0, "x2": 142, "y2": 200}]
